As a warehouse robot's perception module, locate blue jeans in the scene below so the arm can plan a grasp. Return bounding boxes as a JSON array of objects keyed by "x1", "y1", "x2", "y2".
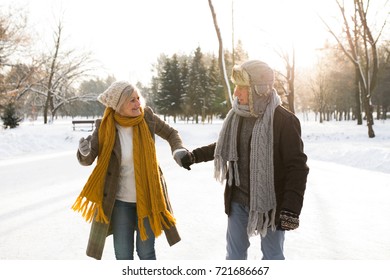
[
  {"x1": 111, "y1": 200, "x2": 156, "y2": 260},
  {"x1": 226, "y1": 202, "x2": 285, "y2": 260}
]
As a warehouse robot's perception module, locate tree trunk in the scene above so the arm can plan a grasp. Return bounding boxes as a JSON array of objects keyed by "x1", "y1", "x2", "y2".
[
  {"x1": 287, "y1": 48, "x2": 295, "y2": 113},
  {"x1": 208, "y1": 0, "x2": 232, "y2": 109},
  {"x1": 320, "y1": 0, "x2": 381, "y2": 138},
  {"x1": 44, "y1": 23, "x2": 62, "y2": 124},
  {"x1": 286, "y1": 65, "x2": 295, "y2": 113},
  {"x1": 354, "y1": 71, "x2": 363, "y2": 125},
  {"x1": 287, "y1": 84, "x2": 295, "y2": 113},
  {"x1": 376, "y1": 104, "x2": 380, "y2": 120},
  {"x1": 361, "y1": 86, "x2": 375, "y2": 137}
]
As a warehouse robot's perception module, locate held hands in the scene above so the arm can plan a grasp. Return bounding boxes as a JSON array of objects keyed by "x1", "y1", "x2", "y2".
[
  {"x1": 78, "y1": 135, "x2": 92, "y2": 156},
  {"x1": 173, "y1": 149, "x2": 194, "y2": 170},
  {"x1": 278, "y1": 209, "x2": 299, "y2": 231},
  {"x1": 180, "y1": 152, "x2": 195, "y2": 170}
]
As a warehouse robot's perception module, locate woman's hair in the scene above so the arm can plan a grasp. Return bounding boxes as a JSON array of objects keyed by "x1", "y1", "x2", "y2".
[{"x1": 116, "y1": 85, "x2": 145, "y2": 114}]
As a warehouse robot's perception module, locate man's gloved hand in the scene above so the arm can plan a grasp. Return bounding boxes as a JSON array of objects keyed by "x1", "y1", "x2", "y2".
[
  {"x1": 180, "y1": 152, "x2": 195, "y2": 170},
  {"x1": 173, "y1": 149, "x2": 193, "y2": 170},
  {"x1": 278, "y1": 209, "x2": 299, "y2": 231},
  {"x1": 78, "y1": 136, "x2": 92, "y2": 156}
]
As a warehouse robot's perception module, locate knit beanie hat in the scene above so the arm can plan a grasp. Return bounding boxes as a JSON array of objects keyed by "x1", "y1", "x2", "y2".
[
  {"x1": 97, "y1": 81, "x2": 133, "y2": 110},
  {"x1": 231, "y1": 60, "x2": 275, "y2": 116}
]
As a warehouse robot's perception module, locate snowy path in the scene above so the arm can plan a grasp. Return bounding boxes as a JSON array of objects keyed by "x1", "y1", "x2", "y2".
[
  {"x1": 288, "y1": 160, "x2": 390, "y2": 260},
  {"x1": 1, "y1": 147, "x2": 389, "y2": 260},
  {"x1": 0, "y1": 151, "x2": 92, "y2": 259}
]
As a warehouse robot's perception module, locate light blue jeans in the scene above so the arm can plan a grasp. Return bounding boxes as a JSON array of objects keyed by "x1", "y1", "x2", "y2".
[
  {"x1": 226, "y1": 202, "x2": 285, "y2": 260},
  {"x1": 111, "y1": 200, "x2": 156, "y2": 260}
]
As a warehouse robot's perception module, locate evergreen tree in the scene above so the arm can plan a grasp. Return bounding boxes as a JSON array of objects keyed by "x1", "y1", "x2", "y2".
[
  {"x1": 155, "y1": 56, "x2": 172, "y2": 118},
  {"x1": 186, "y1": 47, "x2": 208, "y2": 123},
  {"x1": 148, "y1": 76, "x2": 160, "y2": 111},
  {"x1": 1, "y1": 102, "x2": 22, "y2": 129},
  {"x1": 207, "y1": 56, "x2": 228, "y2": 120},
  {"x1": 149, "y1": 42, "x2": 249, "y2": 121},
  {"x1": 166, "y1": 54, "x2": 184, "y2": 122},
  {"x1": 179, "y1": 58, "x2": 190, "y2": 119},
  {"x1": 233, "y1": 40, "x2": 249, "y2": 65}
]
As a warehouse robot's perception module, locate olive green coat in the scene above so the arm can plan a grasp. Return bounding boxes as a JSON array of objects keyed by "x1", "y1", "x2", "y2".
[{"x1": 77, "y1": 106, "x2": 183, "y2": 260}]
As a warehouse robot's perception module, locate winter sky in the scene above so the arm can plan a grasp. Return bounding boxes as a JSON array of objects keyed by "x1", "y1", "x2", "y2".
[{"x1": 1, "y1": 0, "x2": 351, "y2": 83}]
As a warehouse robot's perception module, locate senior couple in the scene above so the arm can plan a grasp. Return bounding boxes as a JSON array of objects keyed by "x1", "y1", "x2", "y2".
[{"x1": 73, "y1": 60, "x2": 309, "y2": 260}]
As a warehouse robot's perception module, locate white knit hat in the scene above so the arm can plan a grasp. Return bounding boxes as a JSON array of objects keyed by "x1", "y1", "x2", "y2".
[{"x1": 97, "y1": 81, "x2": 133, "y2": 110}]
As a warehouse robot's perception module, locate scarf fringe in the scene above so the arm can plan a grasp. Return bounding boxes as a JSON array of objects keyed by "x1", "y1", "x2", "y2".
[
  {"x1": 214, "y1": 155, "x2": 225, "y2": 183},
  {"x1": 247, "y1": 208, "x2": 276, "y2": 237},
  {"x1": 138, "y1": 210, "x2": 176, "y2": 241},
  {"x1": 71, "y1": 196, "x2": 109, "y2": 224},
  {"x1": 214, "y1": 155, "x2": 241, "y2": 187}
]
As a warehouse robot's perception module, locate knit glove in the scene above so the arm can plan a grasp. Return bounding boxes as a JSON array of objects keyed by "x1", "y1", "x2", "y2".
[
  {"x1": 180, "y1": 152, "x2": 195, "y2": 170},
  {"x1": 279, "y1": 209, "x2": 300, "y2": 231},
  {"x1": 78, "y1": 136, "x2": 91, "y2": 156},
  {"x1": 173, "y1": 149, "x2": 192, "y2": 170}
]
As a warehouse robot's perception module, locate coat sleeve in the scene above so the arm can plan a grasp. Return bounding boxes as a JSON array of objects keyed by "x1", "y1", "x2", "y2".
[
  {"x1": 144, "y1": 107, "x2": 184, "y2": 153},
  {"x1": 192, "y1": 142, "x2": 216, "y2": 163},
  {"x1": 276, "y1": 113, "x2": 309, "y2": 215}
]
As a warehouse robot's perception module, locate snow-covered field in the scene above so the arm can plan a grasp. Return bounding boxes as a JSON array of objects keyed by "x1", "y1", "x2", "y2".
[{"x1": 0, "y1": 114, "x2": 389, "y2": 278}]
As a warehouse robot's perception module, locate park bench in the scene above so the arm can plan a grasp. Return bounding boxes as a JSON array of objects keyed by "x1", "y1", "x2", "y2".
[{"x1": 72, "y1": 120, "x2": 95, "y2": 131}]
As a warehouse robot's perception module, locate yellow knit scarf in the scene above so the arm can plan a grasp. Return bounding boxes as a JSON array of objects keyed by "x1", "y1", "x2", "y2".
[{"x1": 72, "y1": 107, "x2": 176, "y2": 240}]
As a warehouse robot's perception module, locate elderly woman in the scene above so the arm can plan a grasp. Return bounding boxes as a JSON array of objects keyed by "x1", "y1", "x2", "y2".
[{"x1": 73, "y1": 81, "x2": 189, "y2": 260}]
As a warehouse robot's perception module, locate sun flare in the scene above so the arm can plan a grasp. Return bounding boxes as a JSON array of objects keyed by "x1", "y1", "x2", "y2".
[{"x1": 229, "y1": 0, "x2": 332, "y2": 70}]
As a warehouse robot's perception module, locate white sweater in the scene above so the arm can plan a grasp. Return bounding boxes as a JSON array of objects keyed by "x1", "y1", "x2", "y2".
[{"x1": 115, "y1": 124, "x2": 137, "y2": 203}]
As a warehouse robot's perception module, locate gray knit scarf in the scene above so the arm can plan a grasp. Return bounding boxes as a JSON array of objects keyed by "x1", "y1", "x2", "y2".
[{"x1": 214, "y1": 90, "x2": 281, "y2": 237}]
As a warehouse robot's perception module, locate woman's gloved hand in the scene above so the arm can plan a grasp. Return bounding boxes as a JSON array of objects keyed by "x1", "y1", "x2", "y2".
[
  {"x1": 78, "y1": 136, "x2": 92, "y2": 156},
  {"x1": 173, "y1": 149, "x2": 195, "y2": 170}
]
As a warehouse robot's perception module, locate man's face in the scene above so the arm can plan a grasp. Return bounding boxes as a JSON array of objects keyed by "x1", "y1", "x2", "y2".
[{"x1": 233, "y1": 85, "x2": 249, "y2": 105}]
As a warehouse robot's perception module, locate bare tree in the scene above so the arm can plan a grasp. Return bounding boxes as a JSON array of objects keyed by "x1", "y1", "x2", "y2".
[
  {"x1": 0, "y1": 8, "x2": 29, "y2": 69},
  {"x1": 0, "y1": 7, "x2": 30, "y2": 107},
  {"x1": 310, "y1": 60, "x2": 332, "y2": 123},
  {"x1": 43, "y1": 21, "x2": 62, "y2": 123},
  {"x1": 208, "y1": 0, "x2": 233, "y2": 109},
  {"x1": 321, "y1": 0, "x2": 388, "y2": 138},
  {"x1": 19, "y1": 20, "x2": 96, "y2": 123},
  {"x1": 274, "y1": 45, "x2": 296, "y2": 113}
]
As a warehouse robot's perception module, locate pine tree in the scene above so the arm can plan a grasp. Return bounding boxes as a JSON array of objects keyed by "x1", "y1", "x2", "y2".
[
  {"x1": 187, "y1": 47, "x2": 208, "y2": 123},
  {"x1": 164, "y1": 54, "x2": 184, "y2": 122},
  {"x1": 155, "y1": 57, "x2": 173, "y2": 118},
  {"x1": 1, "y1": 102, "x2": 23, "y2": 129},
  {"x1": 207, "y1": 56, "x2": 228, "y2": 120}
]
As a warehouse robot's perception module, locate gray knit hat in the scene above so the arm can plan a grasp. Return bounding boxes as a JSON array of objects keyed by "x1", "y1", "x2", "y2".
[{"x1": 97, "y1": 81, "x2": 133, "y2": 110}]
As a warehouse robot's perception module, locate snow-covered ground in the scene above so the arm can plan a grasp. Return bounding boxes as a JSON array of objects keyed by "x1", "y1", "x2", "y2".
[{"x1": 0, "y1": 113, "x2": 390, "y2": 277}]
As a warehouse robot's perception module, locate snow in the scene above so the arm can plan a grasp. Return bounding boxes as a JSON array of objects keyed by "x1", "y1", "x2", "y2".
[{"x1": 0, "y1": 114, "x2": 390, "y2": 266}]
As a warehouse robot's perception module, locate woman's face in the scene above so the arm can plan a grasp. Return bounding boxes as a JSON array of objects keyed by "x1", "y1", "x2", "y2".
[
  {"x1": 119, "y1": 91, "x2": 141, "y2": 117},
  {"x1": 233, "y1": 85, "x2": 249, "y2": 105}
]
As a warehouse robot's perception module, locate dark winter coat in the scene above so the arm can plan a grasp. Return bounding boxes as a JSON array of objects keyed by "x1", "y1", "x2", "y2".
[
  {"x1": 192, "y1": 105, "x2": 309, "y2": 225},
  {"x1": 77, "y1": 106, "x2": 183, "y2": 260}
]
